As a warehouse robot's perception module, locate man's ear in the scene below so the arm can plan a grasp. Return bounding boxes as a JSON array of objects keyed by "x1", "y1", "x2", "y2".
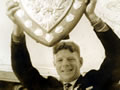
[
  {"x1": 53, "y1": 56, "x2": 56, "y2": 67},
  {"x1": 79, "y1": 57, "x2": 83, "y2": 67}
]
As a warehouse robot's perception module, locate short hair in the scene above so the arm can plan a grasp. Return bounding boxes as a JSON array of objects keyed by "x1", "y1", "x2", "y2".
[{"x1": 53, "y1": 41, "x2": 80, "y2": 55}]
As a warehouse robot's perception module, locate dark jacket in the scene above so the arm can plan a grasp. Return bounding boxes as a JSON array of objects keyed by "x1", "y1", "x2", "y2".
[{"x1": 11, "y1": 27, "x2": 120, "y2": 90}]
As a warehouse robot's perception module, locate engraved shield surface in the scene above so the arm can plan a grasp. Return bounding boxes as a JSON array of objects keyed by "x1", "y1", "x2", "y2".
[
  {"x1": 14, "y1": 0, "x2": 86, "y2": 46},
  {"x1": 21, "y1": 0, "x2": 73, "y2": 32},
  {"x1": 96, "y1": 0, "x2": 120, "y2": 38}
]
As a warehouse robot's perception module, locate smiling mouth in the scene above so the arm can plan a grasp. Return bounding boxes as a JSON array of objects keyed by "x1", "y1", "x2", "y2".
[{"x1": 62, "y1": 69, "x2": 73, "y2": 73}]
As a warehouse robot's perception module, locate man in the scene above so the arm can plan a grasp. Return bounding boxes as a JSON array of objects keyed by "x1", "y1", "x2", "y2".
[{"x1": 7, "y1": 0, "x2": 120, "y2": 90}]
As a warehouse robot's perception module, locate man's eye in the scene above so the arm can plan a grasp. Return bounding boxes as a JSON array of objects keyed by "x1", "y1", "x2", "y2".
[
  {"x1": 57, "y1": 59, "x2": 63, "y2": 62},
  {"x1": 68, "y1": 58, "x2": 75, "y2": 61}
]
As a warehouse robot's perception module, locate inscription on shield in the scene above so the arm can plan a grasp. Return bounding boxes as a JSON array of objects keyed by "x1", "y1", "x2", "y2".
[
  {"x1": 21, "y1": 0, "x2": 73, "y2": 32},
  {"x1": 14, "y1": 0, "x2": 87, "y2": 46}
]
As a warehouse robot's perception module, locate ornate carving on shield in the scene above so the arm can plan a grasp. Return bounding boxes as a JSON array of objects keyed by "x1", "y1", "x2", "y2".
[
  {"x1": 96, "y1": 0, "x2": 120, "y2": 38},
  {"x1": 14, "y1": 0, "x2": 86, "y2": 46}
]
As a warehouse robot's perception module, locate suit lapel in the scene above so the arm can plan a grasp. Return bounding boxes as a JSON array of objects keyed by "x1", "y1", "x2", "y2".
[
  {"x1": 73, "y1": 75, "x2": 94, "y2": 90},
  {"x1": 74, "y1": 75, "x2": 83, "y2": 88}
]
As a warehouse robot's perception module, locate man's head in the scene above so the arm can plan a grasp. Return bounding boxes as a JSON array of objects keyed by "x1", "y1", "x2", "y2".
[{"x1": 53, "y1": 41, "x2": 83, "y2": 82}]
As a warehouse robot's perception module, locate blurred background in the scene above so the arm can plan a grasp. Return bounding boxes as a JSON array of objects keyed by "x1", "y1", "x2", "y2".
[{"x1": 0, "y1": 0, "x2": 120, "y2": 82}]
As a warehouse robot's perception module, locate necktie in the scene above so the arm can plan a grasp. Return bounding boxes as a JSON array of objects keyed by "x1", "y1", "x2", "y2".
[{"x1": 64, "y1": 83, "x2": 72, "y2": 90}]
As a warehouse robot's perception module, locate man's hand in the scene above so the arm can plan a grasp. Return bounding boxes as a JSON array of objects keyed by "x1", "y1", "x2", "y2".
[
  {"x1": 6, "y1": 0, "x2": 19, "y2": 23},
  {"x1": 6, "y1": 0, "x2": 24, "y2": 37},
  {"x1": 85, "y1": 0, "x2": 109, "y2": 32},
  {"x1": 85, "y1": 0, "x2": 98, "y2": 25}
]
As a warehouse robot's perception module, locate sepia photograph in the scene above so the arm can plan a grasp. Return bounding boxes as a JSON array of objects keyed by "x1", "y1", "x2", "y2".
[{"x1": 0, "y1": 0, "x2": 120, "y2": 90}]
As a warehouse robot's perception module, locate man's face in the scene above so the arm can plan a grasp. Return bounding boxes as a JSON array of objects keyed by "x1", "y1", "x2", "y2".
[{"x1": 54, "y1": 49, "x2": 82, "y2": 82}]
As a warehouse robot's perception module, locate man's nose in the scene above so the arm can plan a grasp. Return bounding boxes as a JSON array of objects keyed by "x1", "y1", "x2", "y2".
[{"x1": 62, "y1": 59, "x2": 70, "y2": 66}]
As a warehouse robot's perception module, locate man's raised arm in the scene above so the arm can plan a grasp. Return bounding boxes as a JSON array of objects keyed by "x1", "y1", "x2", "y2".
[
  {"x1": 85, "y1": 0, "x2": 120, "y2": 87},
  {"x1": 7, "y1": 1, "x2": 49, "y2": 89}
]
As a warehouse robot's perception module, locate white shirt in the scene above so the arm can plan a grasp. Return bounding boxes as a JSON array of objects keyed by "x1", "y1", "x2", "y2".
[{"x1": 63, "y1": 79, "x2": 77, "y2": 90}]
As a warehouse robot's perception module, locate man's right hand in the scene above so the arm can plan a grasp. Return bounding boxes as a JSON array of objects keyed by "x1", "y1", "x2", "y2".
[{"x1": 6, "y1": 0, "x2": 24, "y2": 37}]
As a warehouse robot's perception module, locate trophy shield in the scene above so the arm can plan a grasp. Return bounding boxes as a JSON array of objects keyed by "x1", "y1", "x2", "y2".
[{"x1": 13, "y1": 0, "x2": 87, "y2": 46}]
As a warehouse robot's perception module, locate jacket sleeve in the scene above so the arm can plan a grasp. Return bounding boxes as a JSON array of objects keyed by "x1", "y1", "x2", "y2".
[
  {"x1": 11, "y1": 34, "x2": 49, "y2": 89},
  {"x1": 95, "y1": 25, "x2": 120, "y2": 82}
]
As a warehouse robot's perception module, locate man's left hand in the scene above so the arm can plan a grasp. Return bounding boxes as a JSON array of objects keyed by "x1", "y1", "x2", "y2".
[{"x1": 85, "y1": 0, "x2": 98, "y2": 25}]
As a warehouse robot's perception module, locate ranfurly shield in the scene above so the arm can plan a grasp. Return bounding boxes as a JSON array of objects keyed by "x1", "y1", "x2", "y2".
[{"x1": 13, "y1": 0, "x2": 87, "y2": 46}]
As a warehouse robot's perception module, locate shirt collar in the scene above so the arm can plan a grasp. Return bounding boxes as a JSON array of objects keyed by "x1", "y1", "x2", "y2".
[{"x1": 63, "y1": 79, "x2": 78, "y2": 86}]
